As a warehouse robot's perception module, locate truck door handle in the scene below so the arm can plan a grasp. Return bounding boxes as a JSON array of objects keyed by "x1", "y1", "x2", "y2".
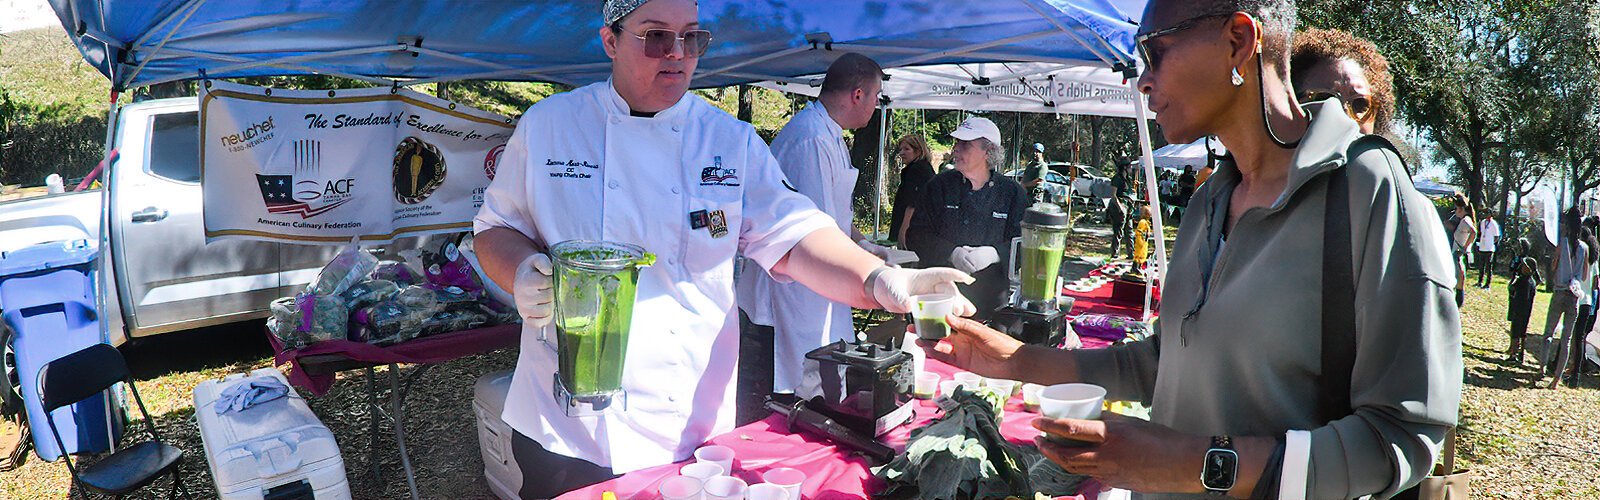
[{"x1": 131, "y1": 207, "x2": 169, "y2": 223}]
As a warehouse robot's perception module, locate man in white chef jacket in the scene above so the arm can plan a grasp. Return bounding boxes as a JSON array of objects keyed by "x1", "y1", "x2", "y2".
[
  {"x1": 738, "y1": 53, "x2": 894, "y2": 401},
  {"x1": 472, "y1": 0, "x2": 975, "y2": 497}
]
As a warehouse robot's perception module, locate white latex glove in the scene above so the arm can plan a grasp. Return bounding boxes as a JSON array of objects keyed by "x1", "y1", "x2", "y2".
[
  {"x1": 514, "y1": 252, "x2": 555, "y2": 327},
  {"x1": 949, "y1": 245, "x2": 1000, "y2": 274},
  {"x1": 857, "y1": 239, "x2": 893, "y2": 260},
  {"x1": 869, "y1": 267, "x2": 977, "y2": 315}
]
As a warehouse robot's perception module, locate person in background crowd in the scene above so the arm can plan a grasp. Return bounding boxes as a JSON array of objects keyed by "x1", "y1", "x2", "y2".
[
  {"x1": 1562, "y1": 218, "x2": 1600, "y2": 387},
  {"x1": 1475, "y1": 211, "x2": 1501, "y2": 289},
  {"x1": 1290, "y1": 27, "x2": 1396, "y2": 136},
  {"x1": 889, "y1": 134, "x2": 936, "y2": 247},
  {"x1": 906, "y1": 117, "x2": 1028, "y2": 320},
  {"x1": 739, "y1": 53, "x2": 893, "y2": 405},
  {"x1": 1175, "y1": 165, "x2": 1197, "y2": 224},
  {"x1": 1540, "y1": 208, "x2": 1587, "y2": 388},
  {"x1": 1450, "y1": 193, "x2": 1477, "y2": 307},
  {"x1": 925, "y1": 0, "x2": 1461, "y2": 496},
  {"x1": 1024, "y1": 143, "x2": 1050, "y2": 203},
  {"x1": 1105, "y1": 194, "x2": 1130, "y2": 260},
  {"x1": 1506, "y1": 238, "x2": 1540, "y2": 365}
]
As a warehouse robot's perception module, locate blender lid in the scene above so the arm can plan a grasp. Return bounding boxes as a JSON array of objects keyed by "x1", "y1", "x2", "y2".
[
  {"x1": 803, "y1": 340, "x2": 910, "y2": 369},
  {"x1": 550, "y1": 240, "x2": 655, "y2": 270},
  {"x1": 1022, "y1": 202, "x2": 1069, "y2": 227}
]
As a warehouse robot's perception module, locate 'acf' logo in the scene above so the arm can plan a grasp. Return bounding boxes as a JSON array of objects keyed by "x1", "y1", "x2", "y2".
[
  {"x1": 257, "y1": 139, "x2": 355, "y2": 219},
  {"x1": 484, "y1": 143, "x2": 506, "y2": 181}
]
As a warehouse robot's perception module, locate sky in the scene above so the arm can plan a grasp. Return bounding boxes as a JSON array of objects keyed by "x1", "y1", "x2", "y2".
[{"x1": 1, "y1": 0, "x2": 57, "y2": 34}]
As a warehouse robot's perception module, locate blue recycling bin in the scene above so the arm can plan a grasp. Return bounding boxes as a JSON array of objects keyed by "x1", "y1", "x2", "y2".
[{"x1": 0, "y1": 239, "x2": 124, "y2": 462}]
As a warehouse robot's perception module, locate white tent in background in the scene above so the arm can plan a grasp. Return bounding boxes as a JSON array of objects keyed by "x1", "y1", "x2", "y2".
[
  {"x1": 1151, "y1": 138, "x2": 1222, "y2": 170},
  {"x1": 758, "y1": 62, "x2": 1144, "y2": 117}
]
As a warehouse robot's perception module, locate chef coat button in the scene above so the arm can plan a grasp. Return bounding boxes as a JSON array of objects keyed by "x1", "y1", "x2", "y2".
[
  {"x1": 672, "y1": 124, "x2": 682, "y2": 132},
  {"x1": 671, "y1": 187, "x2": 681, "y2": 194},
  {"x1": 667, "y1": 258, "x2": 677, "y2": 266},
  {"x1": 608, "y1": 180, "x2": 620, "y2": 189},
  {"x1": 668, "y1": 395, "x2": 677, "y2": 402}
]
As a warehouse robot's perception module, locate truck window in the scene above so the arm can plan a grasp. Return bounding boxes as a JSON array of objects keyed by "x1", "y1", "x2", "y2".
[{"x1": 149, "y1": 112, "x2": 200, "y2": 183}]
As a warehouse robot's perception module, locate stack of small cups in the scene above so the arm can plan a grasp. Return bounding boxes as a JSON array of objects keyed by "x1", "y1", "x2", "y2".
[{"x1": 662, "y1": 444, "x2": 807, "y2": 500}]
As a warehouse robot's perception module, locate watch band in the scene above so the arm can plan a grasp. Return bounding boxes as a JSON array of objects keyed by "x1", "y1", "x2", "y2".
[{"x1": 1203, "y1": 435, "x2": 1238, "y2": 496}]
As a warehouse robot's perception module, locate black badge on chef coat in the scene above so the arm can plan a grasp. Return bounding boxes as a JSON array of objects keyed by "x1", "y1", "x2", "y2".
[
  {"x1": 690, "y1": 210, "x2": 709, "y2": 229},
  {"x1": 708, "y1": 210, "x2": 729, "y2": 238}
]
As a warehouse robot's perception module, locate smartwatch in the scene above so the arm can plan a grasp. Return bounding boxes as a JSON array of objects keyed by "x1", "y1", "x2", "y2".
[{"x1": 1201, "y1": 435, "x2": 1239, "y2": 495}]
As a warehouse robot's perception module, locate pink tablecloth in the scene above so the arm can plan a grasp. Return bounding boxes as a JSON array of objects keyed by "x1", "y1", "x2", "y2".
[{"x1": 557, "y1": 359, "x2": 1101, "y2": 500}]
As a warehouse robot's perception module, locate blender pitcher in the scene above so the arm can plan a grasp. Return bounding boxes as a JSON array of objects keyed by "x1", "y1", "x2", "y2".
[
  {"x1": 549, "y1": 240, "x2": 654, "y2": 416},
  {"x1": 1009, "y1": 203, "x2": 1071, "y2": 311}
]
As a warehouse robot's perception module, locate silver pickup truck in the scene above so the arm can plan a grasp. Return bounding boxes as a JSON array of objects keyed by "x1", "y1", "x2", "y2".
[{"x1": 0, "y1": 97, "x2": 434, "y2": 409}]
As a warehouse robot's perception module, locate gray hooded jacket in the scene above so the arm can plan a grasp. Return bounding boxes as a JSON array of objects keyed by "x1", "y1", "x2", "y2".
[{"x1": 1076, "y1": 101, "x2": 1463, "y2": 499}]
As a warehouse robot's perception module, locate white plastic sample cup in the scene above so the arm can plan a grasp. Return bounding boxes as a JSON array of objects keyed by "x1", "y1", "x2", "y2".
[
  {"x1": 681, "y1": 461, "x2": 724, "y2": 481},
  {"x1": 1037, "y1": 383, "x2": 1107, "y2": 447},
  {"x1": 747, "y1": 483, "x2": 789, "y2": 500},
  {"x1": 911, "y1": 293, "x2": 956, "y2": 340},
  {"x1": 659, "y1": 475, "x2": 704, "y2": 500},
  {"x1": 695, "y1": 445, "x2": 736, "y2": 476},
  {"x1": 1021, "y1": 383, "x2": 1045, "y2": 411},
  {"x1": 913, "y1": 372, "x2": 940, "y2": 400},
  {"x1": 985, "y1": 378, "x2": 1017, "y2": 396},
  {"x1": 953, "y1": 372, "x2": 982, "y2": 390},
  {"x1": 938, "y1": 380, "x2": 959, "y2": 399},
  {"x1": 703, "y1": 475, "x2": 749, "y2": 500},
  {"x1": 762, "y1": 467, "x2": 805, "y2": 500}
]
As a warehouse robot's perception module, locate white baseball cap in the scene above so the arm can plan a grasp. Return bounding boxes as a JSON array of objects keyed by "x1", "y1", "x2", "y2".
[{"x1": 950, "y1": 117, "x2": 1002, "y2": 149}]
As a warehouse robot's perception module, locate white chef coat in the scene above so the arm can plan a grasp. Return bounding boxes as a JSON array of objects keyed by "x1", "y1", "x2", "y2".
[
  {"x1": 1477, "y1": 217, "x2": 1500, "y2": 252},
  {"x1": 735, "y1": 102, "x2": 860, "y2": 392},
  {"x1": 473, "y1": 80, "x2": 834, "y2": 473}
]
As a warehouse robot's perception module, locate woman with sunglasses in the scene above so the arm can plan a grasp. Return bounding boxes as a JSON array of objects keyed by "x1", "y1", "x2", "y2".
[
  {"x1": 472, "y1": 1, "x2": 975, "y2": 496},
  {"x1": 922, "y1": 1, "x2": 1461, "y2": 497},
  {"x1": 1290, "y1": 27, "x2": 1395, "y2": 135}
]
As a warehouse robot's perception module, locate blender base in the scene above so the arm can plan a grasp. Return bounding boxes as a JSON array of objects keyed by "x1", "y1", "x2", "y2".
[
  {"x1": 553, "y1": 377, "x2": 627, "y2": 417},
  {"x1": 990, "y1": 306, "x2": 1065, "y2": 346}
]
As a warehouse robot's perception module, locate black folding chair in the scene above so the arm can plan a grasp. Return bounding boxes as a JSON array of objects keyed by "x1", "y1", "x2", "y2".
[{"x1": 38, "y1": 344, "x2": 189, "y2": 499}]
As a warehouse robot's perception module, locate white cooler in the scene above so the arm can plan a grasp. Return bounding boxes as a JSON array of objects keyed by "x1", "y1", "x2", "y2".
[
  {"x1": 194, "y1": 368, "x2": 351, "y2": 500},
  {"x1": 474, "y1": 370, "x2": 521, "y2": 500}
]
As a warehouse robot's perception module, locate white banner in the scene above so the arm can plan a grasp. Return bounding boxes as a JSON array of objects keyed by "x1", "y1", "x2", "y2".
[{"x1": 200, "y1": 81, "x2": 515, "y2": 244}]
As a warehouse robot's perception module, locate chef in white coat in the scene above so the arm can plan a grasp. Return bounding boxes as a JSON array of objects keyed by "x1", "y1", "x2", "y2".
[
  {"x1": 738, "y1": 53, "x2": 895, "y2": 397},
  {"x1": 472, "y1": 1, "x2": 975, "y2": 497}
]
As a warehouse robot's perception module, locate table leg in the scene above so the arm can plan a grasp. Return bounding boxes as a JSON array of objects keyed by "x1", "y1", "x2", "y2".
[
  {"x1": 389, "y1": 363, "x2": 435, "y2": 500},
  {"x1": 366, "y1": 366, "x2": 380, "y2": 484}
]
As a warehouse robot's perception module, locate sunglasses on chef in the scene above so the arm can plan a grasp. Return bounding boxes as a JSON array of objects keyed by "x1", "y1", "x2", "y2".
[{"x1": 613, "y1": 25, "x2": 714, "y2": 59}]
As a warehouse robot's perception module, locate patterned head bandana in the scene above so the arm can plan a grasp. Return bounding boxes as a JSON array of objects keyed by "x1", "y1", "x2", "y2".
[{"x1": 603, "y1": 0, "x2": 651, "y2": 26}]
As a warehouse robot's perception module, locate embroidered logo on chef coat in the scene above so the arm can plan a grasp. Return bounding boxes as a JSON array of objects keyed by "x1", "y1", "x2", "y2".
[{"x1": 700, "y1": 156, "x2": 740, "y2": 187}]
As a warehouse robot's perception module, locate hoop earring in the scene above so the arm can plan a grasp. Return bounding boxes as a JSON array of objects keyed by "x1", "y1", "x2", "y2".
[{"x1": 1230, "y1": 67, "x2": 1245, "y2": 86}]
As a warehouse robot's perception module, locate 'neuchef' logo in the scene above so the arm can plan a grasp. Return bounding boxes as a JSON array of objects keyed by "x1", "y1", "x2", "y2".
[
  {"x1": 256, "y1": 139, "x2": 355, "y2": 219},
  {"x1": 220, "y1": 116, "x2": 276, "y2": 146}
]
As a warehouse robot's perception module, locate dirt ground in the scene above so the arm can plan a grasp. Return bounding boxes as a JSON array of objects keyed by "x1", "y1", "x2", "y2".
[{"x1": 1, "y1": 218, "x2": 1596, "y2": 499}]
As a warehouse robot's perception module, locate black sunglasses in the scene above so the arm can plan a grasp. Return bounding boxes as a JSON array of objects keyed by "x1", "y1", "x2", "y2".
[
  {"x1": 1135, "y1": 13, "x2": 1232, "y2": 72},
  {"x1": 621, "y1": 27, "x2": 713, "y2": 59},
  {"x1": 1299, "y1": 90, "x2": 1372, "y2": 121}
]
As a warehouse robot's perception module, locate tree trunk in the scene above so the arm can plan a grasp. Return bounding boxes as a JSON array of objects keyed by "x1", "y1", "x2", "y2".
[
  {"x1": 1089, "y1": 116, "x2": 1104, "y2": 170},
  {"x1": 737, "y1": 85, "x2": 754, "y2": 123}
]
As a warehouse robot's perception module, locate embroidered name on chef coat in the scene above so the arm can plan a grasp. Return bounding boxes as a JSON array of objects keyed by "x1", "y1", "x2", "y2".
[{"x1": 544, "y1": 158, "x2": 600, "y2": 179}]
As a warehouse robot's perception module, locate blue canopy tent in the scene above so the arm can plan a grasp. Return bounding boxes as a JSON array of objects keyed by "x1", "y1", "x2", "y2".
[{"x1": 48, "y1": 0, "x2": 1166, "y2": 318}]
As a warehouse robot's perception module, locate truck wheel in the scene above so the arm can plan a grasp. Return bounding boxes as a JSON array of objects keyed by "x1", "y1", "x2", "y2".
[{"x1": 0, "y1": 324, "x2": 18, "y2": 418}]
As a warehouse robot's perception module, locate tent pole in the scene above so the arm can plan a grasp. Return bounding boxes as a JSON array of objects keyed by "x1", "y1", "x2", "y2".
[
  {"x1": 875, "y1": 104, "x2": 891, "y2": 241},
  {"x1": 1129, "y1": 78, "x2": 1166, "y2": 322}
]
